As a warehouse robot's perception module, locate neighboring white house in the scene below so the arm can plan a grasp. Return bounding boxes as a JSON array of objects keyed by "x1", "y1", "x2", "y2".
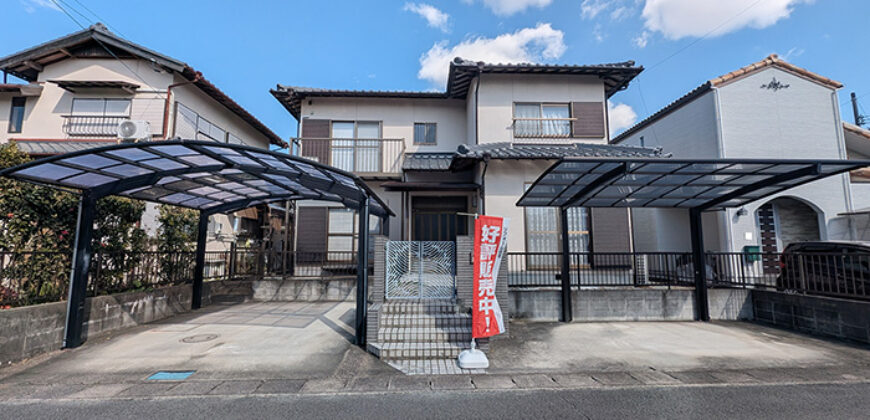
[
  {"x1": 0, "y1": 23, "x2": 287, "y2": 251},
  {"x1": 272, "y1": 58, "x2": 662, "y2": 258},
  {"x1": 613, "y1": 54, "x2": 857, "y2": 254}
]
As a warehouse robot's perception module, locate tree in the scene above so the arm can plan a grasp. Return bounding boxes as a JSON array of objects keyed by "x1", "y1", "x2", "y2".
[
  {"x1": 156, "y1": 204, "x2": 199, "y2": 282},
  {"x1": 0, "y1": 142, "x2": 147, "y2": 306}
]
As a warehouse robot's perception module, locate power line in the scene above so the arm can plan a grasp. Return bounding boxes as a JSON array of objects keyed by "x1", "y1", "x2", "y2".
[
  {"x1": 70, "y1": 0, "x2": 125, "y2": 37},
  {"x1": 645, "y1": 0, "x2": 765, "y2": 73}
]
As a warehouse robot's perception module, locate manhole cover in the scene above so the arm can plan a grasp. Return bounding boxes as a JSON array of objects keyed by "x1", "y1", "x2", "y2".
[{"x1": 180, "y1": 334, "x2": 219, "y2": 343}]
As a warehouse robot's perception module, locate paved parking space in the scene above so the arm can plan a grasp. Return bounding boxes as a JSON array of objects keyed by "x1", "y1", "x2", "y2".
[{"x1": 1, "y1": 304, "x2": 869, "y2": 401}]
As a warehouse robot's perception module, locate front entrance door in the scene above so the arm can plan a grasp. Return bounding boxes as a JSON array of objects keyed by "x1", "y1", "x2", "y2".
[{"x1": 411, "y1": 196, "x2": 468, "y2": 241}]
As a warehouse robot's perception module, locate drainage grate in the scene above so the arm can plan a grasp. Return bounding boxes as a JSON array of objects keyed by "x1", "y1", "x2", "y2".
[
  {"x1": 147, "y1": 371, "x2": 196, "y2": 381},
  {"x1": 180, "y1": 334, "x2": 219, "y2": 343}
]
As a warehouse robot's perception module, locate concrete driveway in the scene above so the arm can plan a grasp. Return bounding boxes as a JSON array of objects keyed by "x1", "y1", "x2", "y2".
[
  {"x1": 488, "y1": 320, "x2": 868, "y2": 374},
  {"x1": 0, "y1": 301, "x2": 393, "y2": 386}
]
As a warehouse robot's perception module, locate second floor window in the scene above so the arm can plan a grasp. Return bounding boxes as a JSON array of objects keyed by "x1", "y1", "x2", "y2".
[
  {"x1": 331, "y1": 121, "x2": 381, "y2": 173},
  {"x1": 65, "y1": 98, "x2": 131, "y2": 136},
  {"x1": 8, "y1": 97, "x2": 25, "y2": 133},
  {"x1": 514, "y1": 103, "x2": 571, "y2": 138},
  {"x1": 414, "y1": 123, "x2": 437, "y2": 145}
]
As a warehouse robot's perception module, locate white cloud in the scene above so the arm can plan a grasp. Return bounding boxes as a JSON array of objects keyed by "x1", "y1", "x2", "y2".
[
  {"x1": 593, "y1": 24, "x2": 606, "y2": 43},
  {"x1": 581, "y1": 0, "x2": 610, "y2": 19},
  {"x1": 417, "y1": 23, "x2": 566, "y2": 87},
  {"x1": 20, "y1": 0, "x2": 60, "y2": 13},
  {"x1": 610, "y1": 6, "x2": 631, "y2": 21},
  {"x1": 782, "y1": 47, "x2": 805, "y2": 60},
  {"x1": 404, "y1": 3, "x2": 450, "y2": 33},
  {"x1": 633, "y1": 31, "x2": 650, "y2": 48},
  {"x1": 641, "y1": 0, "x2": 811, "y2": 40},
  {"x1": 608, "y1": 102, "x2": 638, "y2": 137},
  {"x1": 470, "y1": 0, "x2": 553, "y2": 16}
]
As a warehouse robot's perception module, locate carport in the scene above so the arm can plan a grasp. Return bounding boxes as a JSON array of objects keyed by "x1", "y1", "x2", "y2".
[
  {"x1": 517, "y1": 157, "x2": 870, "y2": 322},
  {"x1": 0, "y1": 140, "x2": 394, "y2": 349}
]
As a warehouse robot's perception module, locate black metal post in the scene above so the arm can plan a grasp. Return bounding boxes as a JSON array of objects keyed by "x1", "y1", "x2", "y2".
[
  {"x1": 559, "y1": 207, "x2": 573, "y2": 322},
  {"x1": 689, "y1": 208, "x2": 710, "y2": 321},
  {"x1": 192, "y1": 212, "x2": 209, "y2": 310},
  {"x1": 355, "y1": 197, "x2": 371, "y2": 347},
  {"x1": 63, "y1": 192, "x2": 97, "y2": 349}
]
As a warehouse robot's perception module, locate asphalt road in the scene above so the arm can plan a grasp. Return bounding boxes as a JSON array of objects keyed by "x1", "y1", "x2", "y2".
[{"x1": 2, "y1": 382, "x2": 869, "y2": 419}]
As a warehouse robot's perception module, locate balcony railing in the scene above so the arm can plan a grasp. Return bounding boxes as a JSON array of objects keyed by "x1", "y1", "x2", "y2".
[
  {"x1": 513, "y1": 117, "x2": 575, "y2": 138},
  {"x1": 62, "y1": 115, "x2": 128, "y2": 137},
  {"x1": 294, "y1": 138, "x2": 405, "y2": 175}
]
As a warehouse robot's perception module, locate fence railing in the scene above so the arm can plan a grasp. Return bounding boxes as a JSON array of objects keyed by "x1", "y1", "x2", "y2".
[
  {"x1": 508, "y1": 250, "x2": 870, "y2": 302},
  {"x1": 295, "y1": 137, "x2": 405, "y2": 175},
  {"x1": 507, "y1": 252, "x2": 696, "y2": 288},
  {"x1": 61, "y1": 115, "x2": 128, "y2": 137},
  {"x1": 707, "y1": 252, "x2": 870, "y2": 300}
]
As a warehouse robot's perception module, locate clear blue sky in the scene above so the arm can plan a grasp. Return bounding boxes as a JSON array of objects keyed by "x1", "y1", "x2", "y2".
[{"x1": 3, "y1": 0, "x2": 869, "y2": 142}]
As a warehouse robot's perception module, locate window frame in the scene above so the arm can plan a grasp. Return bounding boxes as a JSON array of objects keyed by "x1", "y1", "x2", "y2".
[
  {"x1": 330, "y1": 120, "x2": 382, "y2": 139},
  {"x1": 512, "y1": 102, "x2": 572, "y2": 138},
  {"x1": 70, "y1": 98, "x2": 132, "y2": 117},
  {"x1": 8, "y1": 97, "x2": 25, "y2": 133},
  {"x1": 326, "y1": 207, "x2": 382, "y2": 261},
  {"x1": 523, "y1": 184, "x2": 591, "y2": 269},
  {"x1": 173, "y1": 102, "x2": 238, "y2": 143},
  {"x1": 413, "y1": 122, "x2": 437, "y2": 145}
]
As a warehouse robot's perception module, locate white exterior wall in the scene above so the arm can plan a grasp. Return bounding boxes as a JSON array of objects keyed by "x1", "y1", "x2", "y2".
[
  {"x1": 623, "y1": 66, "x2": 852, "y2": 253},
  {"x1": 717, "y1": 67, "x2": 852, "y2": 251},
  {"x1": 484, "y1": 159, "x2": 556, "y2": 253},
  {"x1": 476, "y1": 73, "x2": 607, "y2": 144},
  {"x1": 300, "y1": 97, "x2": 467, "y2": 153},
  {"x1": 1, "y1": 59, "x2": 171, "y2": 143}
]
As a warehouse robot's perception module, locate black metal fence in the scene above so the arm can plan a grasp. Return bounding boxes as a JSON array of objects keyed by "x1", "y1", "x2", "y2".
[
  {"x1": 0, "y1": 248, "x2": 368, "y2": 309},
  {"x1": 508, "y1": 250, "x2": 870, "y2": 302},
  {"x1": 507, "y1": 252, "x2": 696, "y2": 288}
]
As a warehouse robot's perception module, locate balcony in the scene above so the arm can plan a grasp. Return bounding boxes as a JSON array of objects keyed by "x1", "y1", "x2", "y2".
[
  {"x1": 513, "y1": 117, "x2": 575, "y2": 138},
  {"x1": 62, "y1": 115, "x2": 128, "y2": 137},
  {"x1": 295, "y1": 138, "x2": 405, "y2": 177}
]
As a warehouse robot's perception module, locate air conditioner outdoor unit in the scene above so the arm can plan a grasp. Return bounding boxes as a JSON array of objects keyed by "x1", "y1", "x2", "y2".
[{"x1": 117, "y1": 120, "x2": 151, "y2": 142}]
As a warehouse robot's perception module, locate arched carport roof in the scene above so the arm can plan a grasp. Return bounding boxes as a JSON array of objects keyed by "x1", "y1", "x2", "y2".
[{"x1": 0, "y1": 140, "x2": 394, "y2": 217}]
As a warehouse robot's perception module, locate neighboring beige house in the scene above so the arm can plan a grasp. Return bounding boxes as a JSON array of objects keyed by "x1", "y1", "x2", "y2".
[
  {"x1": 272, "y1": 58, "x2": 661, "y2": 258},
  {"x1": 0, "y1": 23, "x2": 287, "y2": 251}
]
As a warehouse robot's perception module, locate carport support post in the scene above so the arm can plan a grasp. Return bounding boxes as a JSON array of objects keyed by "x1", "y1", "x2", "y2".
[
  {"x1": 192, "y1": 212, "x2": 209, "y2": 310},
  {"x1": 63, "y1": 191, "x2": 96, "y2": 349},
  {"x1": 559, "y1": 207, "x2": 573, "y2": 322},
  {"x1": 689, "y1": 208, "x2": 710, "y2": 321},
  {"x1": 355, "y1": 197, "x2": 370, "y2": 347}
]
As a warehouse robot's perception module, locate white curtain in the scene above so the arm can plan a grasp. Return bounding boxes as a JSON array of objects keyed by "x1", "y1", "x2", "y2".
[
  {"x1": 542, "y1": 105, "x2": 570, "y2": 137},
  {"x1": 515, "y1": 104, "x2": 540, "y2": 137}
]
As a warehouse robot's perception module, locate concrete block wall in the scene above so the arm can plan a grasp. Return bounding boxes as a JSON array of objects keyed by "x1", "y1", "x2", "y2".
[
  {"x1": 753, "y1": 290, "x2": 870, "y2": 344},
  {"x1": 252, "y1": 278, "x2": 354, "y2": 302}
]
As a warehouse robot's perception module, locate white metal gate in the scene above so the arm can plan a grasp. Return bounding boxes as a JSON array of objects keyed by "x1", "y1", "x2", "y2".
[{"x1": 386, "y1": 241, "x2": 456, "y2": 299}]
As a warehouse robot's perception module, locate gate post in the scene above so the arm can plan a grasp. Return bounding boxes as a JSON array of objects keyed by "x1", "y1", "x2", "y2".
[
  {"x1": 559, "y1": 207, "x2": 574, "y2": 322},
  {"x1": 689, "y1": 208, "x2": 710, "y2": 321},
  {"x1": 192, "y1": 212, "x2": 209, "y2": 310}
]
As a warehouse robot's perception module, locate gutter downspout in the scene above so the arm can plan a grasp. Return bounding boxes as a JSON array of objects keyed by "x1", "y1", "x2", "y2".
[
  {"x1": 480, "y1": 154, "x2": 489, "y2": 215},
  {"x1": 162, "y1": 70, "x2": 203, "y2": 139}
]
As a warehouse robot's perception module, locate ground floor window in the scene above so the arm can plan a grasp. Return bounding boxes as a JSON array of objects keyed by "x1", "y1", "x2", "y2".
[
  {"x1": 524, "y1": 206, "x2": 589, "y2": 268},
  {"x1": 327, "y1": 207, "x2": 381, "y2": 260}
]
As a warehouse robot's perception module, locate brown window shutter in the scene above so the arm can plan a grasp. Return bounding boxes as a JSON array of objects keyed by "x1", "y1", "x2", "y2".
[
  {"x1": 571, "y1": 102, "x2": 606, "y2": 138},
  {"x1": 590, "y1": 208, "x2": 632, "y2": 267},
  {"x1": 300, "y1": 119, "x2": 330, "y2": 164},
  {"x1": 296, "y1": 206, "x2": 327, "y2": 261}
]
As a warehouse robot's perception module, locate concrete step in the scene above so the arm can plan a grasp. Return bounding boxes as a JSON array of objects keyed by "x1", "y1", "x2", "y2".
[
  {"x1": 377, "y1": 327, "x2": 472, "y2": 343},
  {"x1": 379, "y1": 342, "x2": 471, "y2": 360},
  {"x1": 379, "y1": 313, "x2": 472, "y2": 329},
  {"x1": 381, "y1": 301, "x2": 459, "y2": 315}
]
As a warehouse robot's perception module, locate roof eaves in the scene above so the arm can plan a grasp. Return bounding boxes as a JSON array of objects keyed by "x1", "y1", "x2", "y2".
[
  {"x1": 844, "y1": 122, "x2": 870, "y2": 141},
  {"x1": 710, "y1": 54, "x2": 842, "y2": 89}
]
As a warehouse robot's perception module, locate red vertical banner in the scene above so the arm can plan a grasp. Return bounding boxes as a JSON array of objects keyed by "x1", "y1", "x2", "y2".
[{"x1": 472, "y1": 215, "x2": 509, "y2": 338}]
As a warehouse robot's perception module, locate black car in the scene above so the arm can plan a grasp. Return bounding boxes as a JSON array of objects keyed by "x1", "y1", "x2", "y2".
[{"x1": 776, "y1": 241, "x2": 870, "y2": 299}]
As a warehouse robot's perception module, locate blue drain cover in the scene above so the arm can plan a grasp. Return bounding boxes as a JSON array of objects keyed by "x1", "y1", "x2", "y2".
[{"x1": 147, "y1": 371, "x2": 196, "y2": 381}]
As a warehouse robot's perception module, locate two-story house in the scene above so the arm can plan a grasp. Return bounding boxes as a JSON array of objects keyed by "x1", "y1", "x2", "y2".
[
  {"x1": 612, "y1": 55, "x2": 856, "y2": 259},
  {"x1": 272, "y1": 58, "x2": 662, "y2": 259},
  {"x1": 0, "y1": 24, "x2": 287, "y2": 251}
]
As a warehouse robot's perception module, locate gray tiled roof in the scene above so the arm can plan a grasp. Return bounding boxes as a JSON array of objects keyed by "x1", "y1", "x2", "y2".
[
  {"x1": 402, "y1": 153, "x2": 455, "y2": 171},
  {"x1": 13, "y1": 140, "x2": 118, "y2": 155},
  {"x1": 451, "y1": 142, "x2": 663, "y2": 169}
]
